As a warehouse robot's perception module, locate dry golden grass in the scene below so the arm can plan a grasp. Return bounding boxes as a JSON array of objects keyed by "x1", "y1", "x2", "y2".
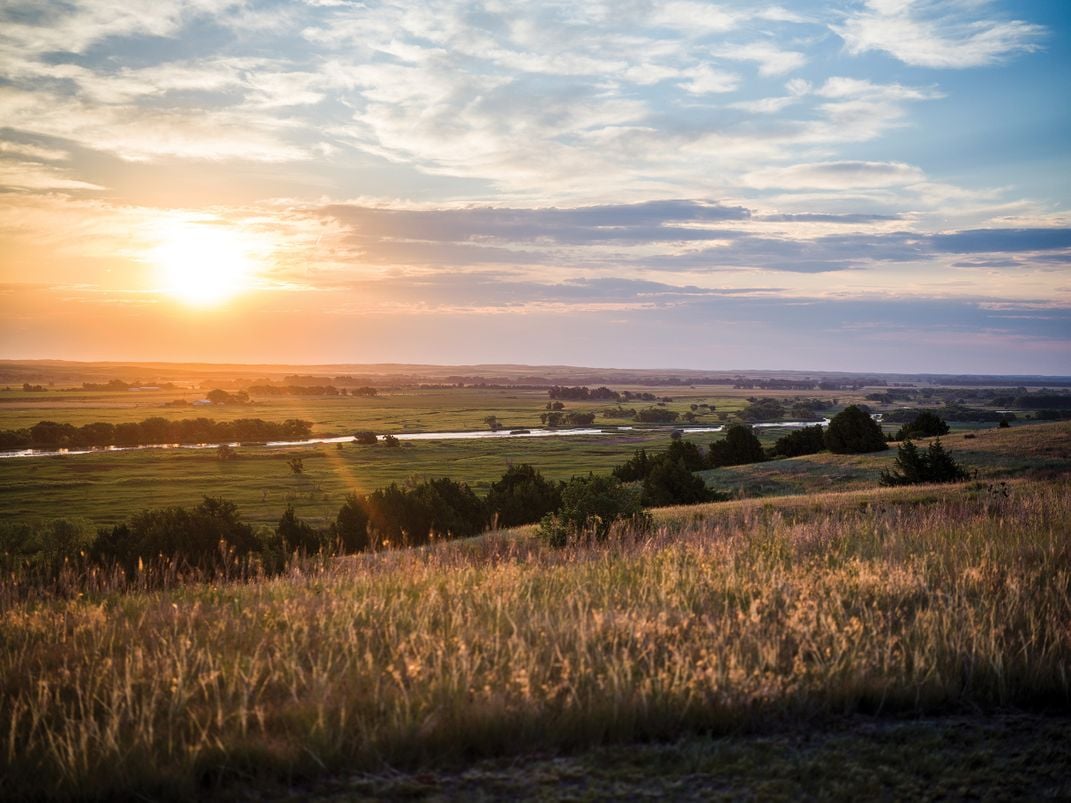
[{"x1": 1, "y1": 479, "x2": 1069, "y2": 800}]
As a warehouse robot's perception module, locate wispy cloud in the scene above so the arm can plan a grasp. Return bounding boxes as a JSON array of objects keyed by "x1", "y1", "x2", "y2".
[{"x1": 834, "y1": 0, "x2": 1045, "y2": 68}]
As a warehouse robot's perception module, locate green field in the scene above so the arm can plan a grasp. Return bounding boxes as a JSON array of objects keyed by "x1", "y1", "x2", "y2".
[{"x1": 1, "y1": 420, "x2": 1066, "y2": 528}]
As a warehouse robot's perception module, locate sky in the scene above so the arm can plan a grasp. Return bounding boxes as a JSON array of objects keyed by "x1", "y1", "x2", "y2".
[{"x1": 0, "y1": 0, "x2": 1069, "y2": 374}]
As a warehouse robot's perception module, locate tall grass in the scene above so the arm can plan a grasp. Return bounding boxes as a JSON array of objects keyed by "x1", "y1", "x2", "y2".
[{"x1": 2, "y1": 480, "x2": 1069, "y2": 800}]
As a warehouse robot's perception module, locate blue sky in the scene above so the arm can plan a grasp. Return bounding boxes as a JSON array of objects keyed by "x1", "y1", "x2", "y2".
[{"x1": 0, "y1": 0, "x2": 1068, "y2": 373}]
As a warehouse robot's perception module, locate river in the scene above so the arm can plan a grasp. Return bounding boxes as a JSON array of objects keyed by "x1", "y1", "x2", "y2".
[{"x1": 0, "y1": 419, "x2": 830, "y2": 460}]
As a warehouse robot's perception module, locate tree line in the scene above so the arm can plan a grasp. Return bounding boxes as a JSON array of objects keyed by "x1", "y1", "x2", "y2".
[{"x1": 0, "y1": 417, "x2": 313, "y2": 450}]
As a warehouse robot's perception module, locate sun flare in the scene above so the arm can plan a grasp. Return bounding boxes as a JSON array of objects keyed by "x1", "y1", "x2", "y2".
[{"x1": 150, "y1": 222, "x2": 259, "y2": 307}]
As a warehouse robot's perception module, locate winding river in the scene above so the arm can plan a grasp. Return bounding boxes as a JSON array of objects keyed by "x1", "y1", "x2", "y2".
[{"x1": 0, "y1": 419, "x2": 831, "y2": 460}]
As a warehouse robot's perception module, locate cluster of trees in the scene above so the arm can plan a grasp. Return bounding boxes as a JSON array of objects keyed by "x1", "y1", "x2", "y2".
[
  {"x1": 880, "y1": 440, "x2": 969, "y2": 486},
  {"x1": 205, "y1": 388, "x2": 250, "y2": 405},
  {"x1": 547, "y1": 386, "x2": 661, "y2": 403},
  {"x1": 548, "y1": 385, "x2": 620, "y2": 401},
  {"x1": 883, "y1": 406, "x2": 1013, "y2": 424},
  {"x1": 540, "y1": 410, "x2": 596, "y2": 427},
  {"x1": 991, "y1": 393, "x2": 1071, "y2": 409},
  {"x1": 0, "y1": 417, "x2": 313, "y2": 450},
  {"x1": 245, "y1": 384, "x2": 377, "y2": 397},
  {"x1": 635, "y1": 407, "x2": 679, "y2": 423},
  {"x1": 893, "y1": 411, "x2": 948, "y2": 441}
]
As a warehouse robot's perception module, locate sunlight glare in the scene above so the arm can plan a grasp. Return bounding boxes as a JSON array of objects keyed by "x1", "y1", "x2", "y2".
[{"x1": 150, "y1": 222, "x2": 259, "y2": 307}]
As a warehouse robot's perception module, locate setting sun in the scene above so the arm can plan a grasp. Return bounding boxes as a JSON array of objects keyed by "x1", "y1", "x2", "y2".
[{"x1": 149, "y1": 222, "x2": 258, "y2": 307}]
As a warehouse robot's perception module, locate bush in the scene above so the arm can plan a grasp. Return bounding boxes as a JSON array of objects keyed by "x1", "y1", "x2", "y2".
[
  {"x1": 635, "y1": 407, "x2": 679, "y2": 423},
  {"x1": 382, "y1": 434, "x2": 400, "y2": 448},
  {"x1": 365, "y1": 478, "x2": 485, "y2": 546},
  {"x1": 334, "y1": 493, "x2": 372, "y2": 552},
  {"x1": 277, "y1": 505, "x2": 324, "y2": 554},
  {"x1": 641, "y1": 458, "x2": 711, "y2": 507},
  {"x1": 92, "y1": 497, "x2": 261, "y2": 575},
  {"x1": 485, "y1": 464, "x2": 562, "y2": 528},
  {"x1": 880, "y1": 439, "x2": 969, "y2": 486},
  {"x1": 353, "y1": 431, "x2": 377, "y2": 445},
  {"x1": 709, "y1": 424, "x2": 765, "y2": 467},
  {"x1": 894, "y1": 411, "x2": 949, "y2": 441},
  {"x1": 825, "y1": 406, "x2": 888, "y2": 454},
  {"x1": 770, "y1": 425, "x2": 826, "y2": 458},
  {"x1": 538, "y1": 474, "x2": 645, "y2": 546}
]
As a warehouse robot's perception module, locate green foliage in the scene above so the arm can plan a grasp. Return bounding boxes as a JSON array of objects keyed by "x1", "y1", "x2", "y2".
[
  {"x1": 334, "y1": 493, "x2": 371, "y2": 552},
  {"x1": 538, "y1": 474, "x2": 645, "y2": 545},
  {"x1": 91, "y1": 497, "x2": 261, "y2": 575},
  {"x1": 740, "y1": 398, "x2": 785, "y2": 421},
  {"x1": 277, "y1": 505, "x2": 324, "y2": 554},
  {"x1": 4, "y1": 416, "x2": 313, "y2": 450},
  {"x1": 666, "y1": 438, "x2": 707, "y2": 471},
  {"x1": 613, "y1": 448, "x2": 655, "y2": 481},
  {"x1": 352, "y1": 430, "x2": 378, "y2": 445},
  {"x1": 770, "y1": 425, "x2": 826, "y2": 458},
  {"x1": 709, "y1": 424, "x2": 765, "y2": 467},
  {"x1": 880, "y1": 439, "x2": 969, "y2": 486},
  {"x1": 485, "y1": 464, "x2": 562, "y2": 528},
  {"x1": 825, "y1": 406, "x2": 888, "y2": 454},
  {"x1": 894, "y1": 411, "x2": 950, "y2": 441},
  {"x1": 641, "y1": 458, "x2": 711, "y2": 507},
  {"x1": 635, "y1": 407, "x2": 679, "y2": 423},
  {"x1": 365, "y1": 478, "x2": 486, "y2": 546}
]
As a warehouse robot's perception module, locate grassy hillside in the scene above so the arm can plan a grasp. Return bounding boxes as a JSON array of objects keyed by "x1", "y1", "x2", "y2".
[{"x1": 2, "y1": 477, "x2": 1068, "y2": 800}]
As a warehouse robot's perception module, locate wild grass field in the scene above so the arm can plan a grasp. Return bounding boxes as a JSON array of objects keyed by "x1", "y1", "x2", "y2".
[{"x1": 2, "y1": 478, "x2": 1068, "y2": 800}]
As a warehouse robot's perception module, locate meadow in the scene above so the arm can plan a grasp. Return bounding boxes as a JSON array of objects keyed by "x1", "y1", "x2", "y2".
[
  {"x1": 2, "y1": 478, "x2": 1068, "y2": 800},
  {"x1": 1, "y1": 418, "x2": 1066, "y2": 528}
]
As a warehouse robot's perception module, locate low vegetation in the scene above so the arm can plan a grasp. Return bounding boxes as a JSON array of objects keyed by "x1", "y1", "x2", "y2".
[{"x1": 1, "y1": 479, "x2": 1067, "y2": 799}]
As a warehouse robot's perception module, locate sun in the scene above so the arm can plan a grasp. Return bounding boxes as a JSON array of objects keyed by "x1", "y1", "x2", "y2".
[{"x1": 149, "y1": 222, "x2": 258, "y2": 307}]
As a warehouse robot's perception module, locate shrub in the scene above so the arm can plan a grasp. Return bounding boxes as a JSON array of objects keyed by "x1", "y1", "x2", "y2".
[
  {"x1": 382, "y1": 434, "x2": 400, "y2": 448},
  {"x1": 92, "y1": 497, "x2": 261, "y2": 575},
  {"x1": 894, "y1": 411, "x2": 950, "y2": 441},
  {"x1": 635, "y1": 407, "x2": 679, "y2": 423},
  {"x1": 770, "y1": 425, "x2": 826, "y2": 458},
  {"x1": 538, "y1": 474, "x2": 645, "y2": 546},
  {"x1": 334, "y1": 493, "x2": 372, "y2": 552},
  {"x1": 365, "y1": 478, "x2": 485, "y2": 546},
  {"x1": 825, "y1": 406, "x2": 888, "y2": 454},
  {"x1": 277, "y1": 505, "x2": 324, "y2": 554},
  {"x1": 641, "y1": 458, "x2": 711, "y2": 507},
  {"x1": 709, "y1": 424, "x2": 765, "y2": 467},
  {"x1": 880, "y1": 439, "x2": 969, "y2": 486},
  {"x1": 485, "y1": 464, "x2": 562, "y2": 528},
  {"x1": 353, "y1": 431, "x2": 377, "y2": 445}
]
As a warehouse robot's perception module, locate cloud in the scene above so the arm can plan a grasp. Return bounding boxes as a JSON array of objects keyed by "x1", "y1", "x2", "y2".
[
  {"x1": 930, "y1": 228, "x2": 1071, "y2": 253},
  {"x1": 713, "y1": 40, "x2": 807, "y2": 75},
  {"x1": 0, "y1": 161, "x2": 105, "y2": 191},
  {"x1": 834, "y1": 0, "x2": 1045, "y2": 68},
  {"x1": 744, "y1": 161, "x2": 926, "y2": 190}
]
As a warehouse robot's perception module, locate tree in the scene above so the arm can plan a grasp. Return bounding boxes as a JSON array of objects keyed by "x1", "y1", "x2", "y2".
[
  {"x1": 613, "y1": 448, "x2": 655, "y2": 481},
  {"x1": 485, "y1": 464, "x2": 562, "y2": 527},
  {"x1": 382, "y1": 434, "x2": 400, "y2": 448},
  {"x1": 483, "y1": 415, "x2": 502, "y2": 431},
  {"x1": 894, "y1": 411, "x2": 949, "y2": 441},
  {"x1": 216, "y1": 444, "x2": 238, "y2": 461},
  {"x1": 277, "y1": 505, "x2": 323, "y2": 553},
  {"x1": 770, "y1": 425, "x2": 826, "y2": 458},
  {"x1": 641, "y1": 458, "x2": 711, "y2": 507},
  {"x1": 825, "y1": 406, "x2": 888, "y2": 454},
  {"x1": 334, "y1": 493, "x2": 371, "y2": 552},
  {"x1": 709, "y1": 424, "x2": 765, "y2": 467},
  {"x1": 538, "y1": 474, "x2": 645, "y2": 546},
  {"x1": 880, "y1": 438, "x2": 968, "y2": 486},
  {"x1": 353, "y1": 430, "x2": 377, "y2": 445}
]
